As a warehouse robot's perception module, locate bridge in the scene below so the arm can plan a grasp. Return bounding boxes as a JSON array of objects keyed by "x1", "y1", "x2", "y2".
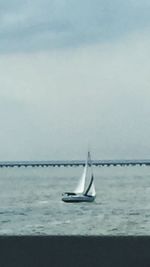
[{"x1": 0, "y1": 159, "x2": 150, "y2": 168}]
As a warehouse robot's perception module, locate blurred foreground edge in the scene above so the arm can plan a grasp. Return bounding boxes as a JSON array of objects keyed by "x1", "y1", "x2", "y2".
[{"x1": 0, "y1": 235, "x2": 150, "y2": 267}]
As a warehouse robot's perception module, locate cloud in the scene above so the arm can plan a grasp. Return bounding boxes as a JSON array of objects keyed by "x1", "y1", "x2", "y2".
[
  {"x1": 0, "y1": 31, "x2": 150, "y2": 159},
  {"x1": 0, "y1": 1, "x2": 150, "y2": 160},
  {"x1": 0, "y1": 0, "x2": 150, "y2": 52}
]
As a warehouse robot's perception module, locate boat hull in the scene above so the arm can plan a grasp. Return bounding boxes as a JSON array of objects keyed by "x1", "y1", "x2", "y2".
[{"x1": 62, "y1": 194, "x2": 95, "y2": 203}]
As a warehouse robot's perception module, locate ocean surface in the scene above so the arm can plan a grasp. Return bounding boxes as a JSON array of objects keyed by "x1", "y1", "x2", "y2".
[{"x1": 0, "y1": 165, "x2": 150, "y2": 235}]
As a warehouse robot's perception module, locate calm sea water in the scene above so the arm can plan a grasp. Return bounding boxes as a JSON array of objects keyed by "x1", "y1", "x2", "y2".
[{"x1": 0, "y1": 166, "x2": 150, "y2": 235}]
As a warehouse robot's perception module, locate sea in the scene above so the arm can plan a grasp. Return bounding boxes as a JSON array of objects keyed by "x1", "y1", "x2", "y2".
[{"x1": 0, "y1": 165, "x2": 150, "y2": 235}]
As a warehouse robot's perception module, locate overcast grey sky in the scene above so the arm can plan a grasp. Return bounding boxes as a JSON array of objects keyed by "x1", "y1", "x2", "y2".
[{"x1": 0, "y1": 0, "x2": 150, "y2": 160}]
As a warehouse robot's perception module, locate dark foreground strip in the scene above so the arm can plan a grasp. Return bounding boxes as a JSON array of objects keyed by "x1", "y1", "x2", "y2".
[{"x1": 0, "y1": 236, "x2": 150, "y2": 267}]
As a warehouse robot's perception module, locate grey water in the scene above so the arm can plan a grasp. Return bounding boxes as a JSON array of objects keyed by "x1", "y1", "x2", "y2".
[{"x1": 0, "y1": 166, "x2": 150, "y2": 235}]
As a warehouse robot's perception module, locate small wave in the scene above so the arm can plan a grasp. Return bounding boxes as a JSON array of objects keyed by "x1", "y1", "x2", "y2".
[
  {"x1": 35, "y1": 200, "x2": 49, "y2": 205},
  {"x1": 44, "y1": 212, "x2": 50, "y2": 215},
  {"x1": 0, "y1": 210, "x2": 16, "y2": 215},
  {"x1": 0, "y1": 211, "x2": 5, "y2": 215},
  {"x1": 128, "y1": 212, "x2": 140, "y2": 216},
  {"x1": 18, "y1": 212, "x2": 26, "y2": 216},
  {"x1": 31, "y1": 231, "x2": 47, "y2": 235},
  {"x1": 0, "y1": 229, "x2": 13, "y2": 235},
  {"x1": 64, "y1": 220, "x2": 71, "y2": 224},
  {"x1": 94, "y1": 201, "x2": 102, "y2": 205},
  {"x1": 111, "y1": 228, "x2": 118, "y2": 231},
  {"x1": 0, "y1": 210, "x2": 28, "y2": 216},
  {"x1": 1, "y1": 220, "x2": 11, "y2": 224}
]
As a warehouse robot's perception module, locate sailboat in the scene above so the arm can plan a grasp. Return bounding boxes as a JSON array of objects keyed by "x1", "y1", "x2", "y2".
[{"x1": 62, "y1": 151, "x2": 96, "y2": 203}]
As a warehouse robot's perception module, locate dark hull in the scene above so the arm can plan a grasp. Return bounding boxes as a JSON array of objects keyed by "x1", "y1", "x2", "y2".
[{"x1": 62, "y1": 195, "x2": 95, "y2": 203}]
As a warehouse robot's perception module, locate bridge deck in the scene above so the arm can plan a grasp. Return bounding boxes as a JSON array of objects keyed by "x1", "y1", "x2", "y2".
[{"x1": 0, "y1": 160, "x2": 150, "y2": 167}]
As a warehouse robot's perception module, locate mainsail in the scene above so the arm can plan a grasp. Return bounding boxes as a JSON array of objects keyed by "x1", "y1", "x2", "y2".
[
  {"x1": 74, "y1": 162, "x2": 87, "y2": 194},
  {"x1": 73, "y1": 151, "x2": 95, "y2": 195}
]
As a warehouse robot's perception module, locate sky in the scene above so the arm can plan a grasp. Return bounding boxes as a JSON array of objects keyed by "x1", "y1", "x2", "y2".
[{"x1": 0, "y1": 0, "x2": 150, "y2": 160}]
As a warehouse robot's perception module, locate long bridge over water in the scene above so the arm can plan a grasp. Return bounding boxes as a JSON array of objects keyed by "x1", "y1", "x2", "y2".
[{"x1": 0, "y1": 159, "x2": 150, "y2": 168}]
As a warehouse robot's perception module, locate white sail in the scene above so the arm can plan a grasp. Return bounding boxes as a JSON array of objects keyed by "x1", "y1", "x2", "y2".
[
  {"x1": 88, "y1": 180, "x2": 96, "y2": 196},
  {"x1": 74, "y1": 162, "x2": 87, "y2": 194}
]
